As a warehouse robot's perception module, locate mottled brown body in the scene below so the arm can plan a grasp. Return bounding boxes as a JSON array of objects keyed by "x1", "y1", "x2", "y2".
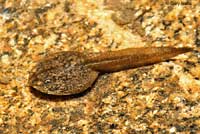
[
  {"x1": 28, "y1": 52, "x2": 99, "y2": 95},
  {"x1": 28, "y1": 47, "x2": 192, "y2": 95}
]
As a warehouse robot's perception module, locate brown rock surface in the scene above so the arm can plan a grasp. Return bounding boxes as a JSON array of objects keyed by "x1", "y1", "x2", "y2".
[{"x1": 0, "y1": 0, "x2": 199, "y2": 133}]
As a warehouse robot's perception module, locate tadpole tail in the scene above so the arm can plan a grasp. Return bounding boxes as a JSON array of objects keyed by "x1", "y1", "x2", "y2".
[{"x1": 85, "y1": 47, "x2": 193, "y2": 72}]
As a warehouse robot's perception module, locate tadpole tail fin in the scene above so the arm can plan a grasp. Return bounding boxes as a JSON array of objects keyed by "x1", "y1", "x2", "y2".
[{"x1": 86, "y1": 47, "x2": 193, "y2": 72}]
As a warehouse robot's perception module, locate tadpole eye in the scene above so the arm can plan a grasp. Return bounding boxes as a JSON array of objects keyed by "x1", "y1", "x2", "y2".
[{"x1": 44, "y1": 79, "x2": 51, "y2": 84}]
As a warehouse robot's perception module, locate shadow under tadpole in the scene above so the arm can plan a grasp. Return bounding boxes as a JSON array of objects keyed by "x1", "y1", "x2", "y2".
[{"x1": 29, "y1": 86, "x2": 93, "y2": 102}]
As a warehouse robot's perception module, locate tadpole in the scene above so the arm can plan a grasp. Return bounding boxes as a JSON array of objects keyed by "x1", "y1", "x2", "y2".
[{"x1": 28, "y1": 47, "x2": 192, "y2": 95}]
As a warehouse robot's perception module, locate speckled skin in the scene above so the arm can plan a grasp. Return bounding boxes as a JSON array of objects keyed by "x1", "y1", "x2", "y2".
[
  {"x1": 28, "y1": 51, "x2": 99, "y2": 95},
  {"x1": 28, "y1": 47, "x2": 192, "y2": 95}
]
